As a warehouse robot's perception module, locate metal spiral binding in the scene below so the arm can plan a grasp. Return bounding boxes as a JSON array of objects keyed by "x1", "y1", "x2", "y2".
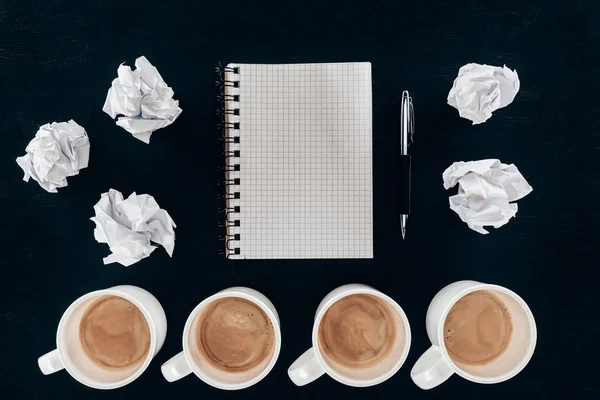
[{"x1": 216, "y1": 64, "x2": 241, "y2": 258}]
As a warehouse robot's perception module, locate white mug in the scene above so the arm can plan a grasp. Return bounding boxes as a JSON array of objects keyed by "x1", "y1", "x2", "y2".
[
  {"x1": 288, "y1": 284, "x2": 411, "y2": 387},
  {"x1": 411, "y1": 280, "x2": 537, "y2": 389},
  {"x1": 161, "y1": 287, "x2": 281, "y2": 390},
  {"x1": 37, "y1": 285, "x2": 167, "y2": 390}
]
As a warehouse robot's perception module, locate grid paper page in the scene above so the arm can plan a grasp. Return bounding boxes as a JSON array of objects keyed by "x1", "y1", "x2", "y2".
[{"x1": 228, "y1": 63, "x2": 373, "y2": 259}]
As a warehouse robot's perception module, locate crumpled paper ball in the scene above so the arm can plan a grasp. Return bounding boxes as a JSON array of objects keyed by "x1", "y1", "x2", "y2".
[
  {"x1": 102, "y1": 56, "x2": 182, "y2": 143},
  {"x1": 447, "y1": 63, "x2": 520, "y2": 124},
  {"x1": 443, "y1": 159, "x2": 532, "y2": 234},
  {"x1": 15, "y1": 120, "x2": 90, "y2": 193},
  {"x1": 91, "y1": 189, "x2": 176, "y2": 266}
]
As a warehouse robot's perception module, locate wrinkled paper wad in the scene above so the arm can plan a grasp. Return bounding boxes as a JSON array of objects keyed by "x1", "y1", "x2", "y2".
[
  {"x1": 16, "y1": 120, "x2": 90, "y2": 193},
  {"x1": 447, "y1": 63, "x2": 520, "y2": 124},
  {"x1": 103, "y1": 56, "x2": 182, "y2": 143},
  {"x1": 91, "y1": 189, "x2": 176, "y2": 266},
  {"x1": 443, "y1": 159, "x2": 532, "y2": 234}
]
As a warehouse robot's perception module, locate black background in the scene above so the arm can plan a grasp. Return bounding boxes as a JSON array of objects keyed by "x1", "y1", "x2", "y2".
[{"x1": 1, "y1": 0, "x2": 599, "y2": 399}]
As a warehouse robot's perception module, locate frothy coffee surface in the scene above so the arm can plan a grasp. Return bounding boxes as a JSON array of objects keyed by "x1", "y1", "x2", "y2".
[
  {"x1": 444, "y1": 290, "x2": 512, "y2": 365},
  {"x1": 318, "y1": 294, "x2": 396, "y2": 369},
  {"x1": 196, "y1": 297, "x2": 275, "y2": 373},
  {"x1": 79, "y1": 296, "x2": 151, "y2": 370}
]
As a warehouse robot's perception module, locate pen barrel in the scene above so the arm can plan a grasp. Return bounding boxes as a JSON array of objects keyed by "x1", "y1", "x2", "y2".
[{"x1": 400, "y1": 155, "x2": 411, "y2": 215}]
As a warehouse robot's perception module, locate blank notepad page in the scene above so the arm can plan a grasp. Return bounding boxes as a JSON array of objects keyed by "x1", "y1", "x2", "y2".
[{"x1": 229, "y1": 62, "x2": 373, "y2": 259}]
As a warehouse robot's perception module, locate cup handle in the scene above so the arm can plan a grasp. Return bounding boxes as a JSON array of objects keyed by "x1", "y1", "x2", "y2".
[
  {"x1": 288, "y1": 347, "x2": 325, "y2": 386},
  {"x1": 411, "y1": 346, "x2": 454, "y2": 390},
  {"x1": 38, "y1": 349, "x2": 64, "y2": 375},
  {"x1": 161, "y1": 352, "x2": 193, "y2": 382}
]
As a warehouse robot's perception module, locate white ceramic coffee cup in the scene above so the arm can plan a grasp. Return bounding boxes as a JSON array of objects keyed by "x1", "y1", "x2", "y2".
[
  {"x1": 411, "y1": 280, "x2": 537, "y2": 390},
  {"x1": 161, "y1": 287, "x2": 281, "y2": 390},
  {"x1": 37, "y1": 285, "x2": 167, "y2": 390},
  {"x1": 288, "y1": 284, "x2": 411, "y2": 387}
]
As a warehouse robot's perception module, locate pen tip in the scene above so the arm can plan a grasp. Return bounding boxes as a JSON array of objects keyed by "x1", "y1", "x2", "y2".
[{"x1": 401, "y1": 227, "x2": 406, "y2": 240}]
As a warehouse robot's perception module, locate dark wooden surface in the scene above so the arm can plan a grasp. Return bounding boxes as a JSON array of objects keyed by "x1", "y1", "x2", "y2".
[{"x1": 1, "y1": 0, "x2": 599, "y2": 398}]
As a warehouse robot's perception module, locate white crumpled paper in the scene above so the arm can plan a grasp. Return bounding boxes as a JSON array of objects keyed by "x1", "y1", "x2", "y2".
[
  {"x1": 16, "y1": 120, "x2": 90, "y2": 193},
  {"x1": 102, "y1": 56, "x2": 182, "y2": 143},
  {"x1": 443, "y1": 159, "x2": 532, "y2": 234},
  {"x1": 447, "y1": 63, "x2": 520, "y2": 124},
  {"x1": 91, "y1": 189, "x2": 176, "y2": 266}
]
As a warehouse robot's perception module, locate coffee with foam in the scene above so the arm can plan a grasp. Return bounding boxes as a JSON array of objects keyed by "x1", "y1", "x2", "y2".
[
  {"x1": 194, "y1": 297, "x2": 275, "y2": 373},
  {"x1": 318, "y1": 294, "x2": 397, "y2": 369},
  {"x1": 444, "y1": 290, "x2": 513, "y2": 365},
  {"x1": 79, "y1": 296, "x2": 151, "y2": 370}
]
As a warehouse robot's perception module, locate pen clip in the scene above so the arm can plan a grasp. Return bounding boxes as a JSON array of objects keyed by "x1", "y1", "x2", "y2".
[
  {"x1": 409, "y1": 96, "x2": 415, "y2": 143},
  {"x1": 401, "y1": 91, "x2": 415, "y2": 145}
]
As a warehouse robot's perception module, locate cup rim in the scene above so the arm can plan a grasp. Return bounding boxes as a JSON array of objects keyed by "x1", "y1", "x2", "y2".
[
  {"x1": 55, "y1": 288, "x2": 158, "y2": 390},
  {"x1": 436, "y1": 284, "x2": 537, "y2": 384},
  {"x1": 181, "y1": 288, "x2": 282, "y2": 390},
  {"x1": 311, "y1": 286, "x2": 412, "y2": 387}
]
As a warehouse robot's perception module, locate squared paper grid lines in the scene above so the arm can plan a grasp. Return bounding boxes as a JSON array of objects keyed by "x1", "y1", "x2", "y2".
[{"x1": 226, "y1": 62, "x2": 373, "y2": 259}]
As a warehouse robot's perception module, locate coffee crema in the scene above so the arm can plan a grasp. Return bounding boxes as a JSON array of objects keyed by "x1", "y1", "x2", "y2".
[
  {"x1": 79, "y1": 296, "x2": 151, "y2": 370},
  {"x1": 195, "y1": 297, "x2": 275, "y2": 373},
  {"x1": 444, "y1": 290, "x2": 513, "y2": 365},
  {"x1": 318, "y1": 294, "x2": 396, "y2": 369}
]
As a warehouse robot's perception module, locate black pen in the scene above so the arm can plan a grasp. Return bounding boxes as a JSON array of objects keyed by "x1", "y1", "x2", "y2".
[{"x1": 400, "y1": 91, "x2": 414, "y2": 239}]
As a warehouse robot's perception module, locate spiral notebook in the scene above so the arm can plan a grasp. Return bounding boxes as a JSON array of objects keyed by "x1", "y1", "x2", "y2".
[{"x1": 221, "y1": 62, "x2": 373, "y2": 259}]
